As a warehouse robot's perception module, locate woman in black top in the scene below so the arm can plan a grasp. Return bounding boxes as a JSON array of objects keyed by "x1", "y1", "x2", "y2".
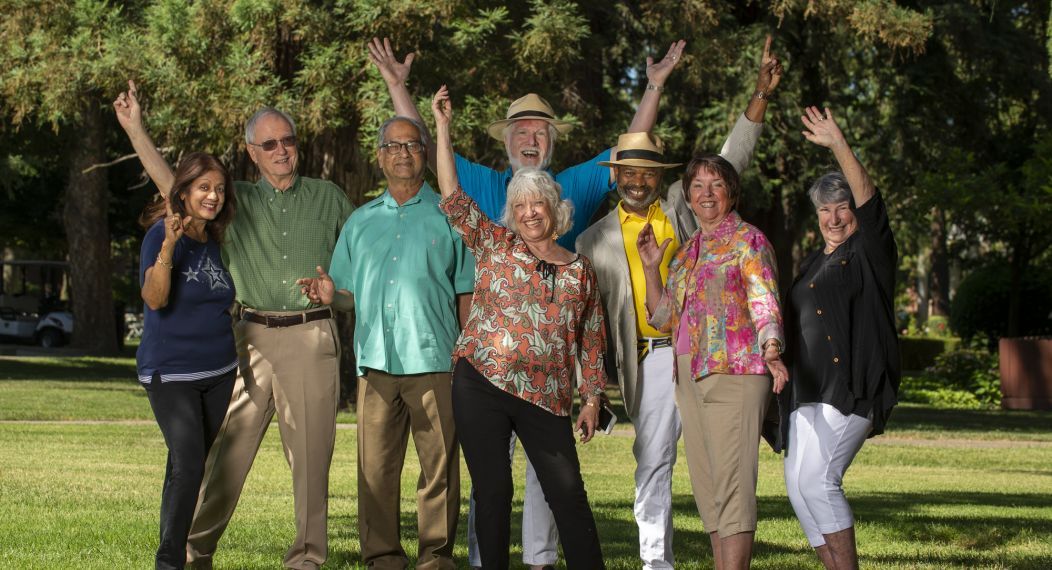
[{"x1": 782, "y1": 106, "x2": 899, "y2": 570}]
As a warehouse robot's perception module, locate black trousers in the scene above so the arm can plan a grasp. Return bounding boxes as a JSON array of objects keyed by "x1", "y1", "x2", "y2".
[
  {"x1": 144, "y1": 370, "x2": 235, "y2": 570},
  {"x1": 452, "y1": 359, "x2": 604, "y2": 570}
]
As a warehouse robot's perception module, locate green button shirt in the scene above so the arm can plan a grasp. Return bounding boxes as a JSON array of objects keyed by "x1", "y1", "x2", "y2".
[
  {"x1": 223, "y1": 176, "x2": 355, "y2": 311},
  {"x1": 327, "y1": 184, "x2": 475, "y2": 376}
]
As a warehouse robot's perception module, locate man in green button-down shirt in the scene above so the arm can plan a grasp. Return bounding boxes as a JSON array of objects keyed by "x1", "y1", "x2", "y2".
[
  {"x1": 114, "y1": 81, "x2": 354, "y2": 570},
  {"x1": 302, "y1": 116, "x2": 473, "y2": 570}
]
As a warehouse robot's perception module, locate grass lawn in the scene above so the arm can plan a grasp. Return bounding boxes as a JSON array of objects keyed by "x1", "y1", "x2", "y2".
[{"x1": 2, "y1": 355, "x2": 1051, "y2": 569}]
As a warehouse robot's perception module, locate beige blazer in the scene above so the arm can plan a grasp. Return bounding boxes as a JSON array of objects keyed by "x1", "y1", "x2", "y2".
[{"x1": 576, "y1": 113, "x2": 762, "y2": 417}]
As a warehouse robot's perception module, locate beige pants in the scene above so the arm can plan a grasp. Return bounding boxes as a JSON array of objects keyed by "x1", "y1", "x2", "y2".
[
  {"x1": 675, "y1": 355, "x2": 771, "y2": 537},
  {"x1": 357, "y1": 369, "x2": 459, "y2": 570},
  {"x1": 187, "y1": 316, "x2": 340, "y2": 569}
]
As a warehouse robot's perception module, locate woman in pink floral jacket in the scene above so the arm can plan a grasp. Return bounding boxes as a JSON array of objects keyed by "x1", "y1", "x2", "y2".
[{"x1": 638, "y1": 152, "x2": 787, "y2": 570}]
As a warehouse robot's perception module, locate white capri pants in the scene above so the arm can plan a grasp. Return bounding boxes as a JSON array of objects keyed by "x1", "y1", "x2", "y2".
[{"x1": 783, "y1": 402, "x2": 872, "y2": 547}]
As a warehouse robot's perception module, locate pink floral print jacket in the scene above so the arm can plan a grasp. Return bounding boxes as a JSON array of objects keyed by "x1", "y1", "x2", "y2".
[{"x1": 649, "y1": 210, "x2": 783, "y2": 381}]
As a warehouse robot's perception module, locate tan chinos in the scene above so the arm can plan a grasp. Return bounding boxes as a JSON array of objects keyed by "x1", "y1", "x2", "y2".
[
  {"x1": 357, "y1": 368, "x2": 459, "y2": 570},
  {"x1": 187, "y1": 315, "x2": 340, "y2": 570}
]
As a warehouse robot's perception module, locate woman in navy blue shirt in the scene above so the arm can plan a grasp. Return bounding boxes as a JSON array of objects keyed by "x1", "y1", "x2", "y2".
[{"x1": 136, "y1": 152, "x2": 238, "y2": 570}]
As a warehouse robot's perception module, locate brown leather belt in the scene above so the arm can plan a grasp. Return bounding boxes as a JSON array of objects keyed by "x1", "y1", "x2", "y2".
[{"x1": 240, "y1": 307, "x2": 333, "y2": 328}]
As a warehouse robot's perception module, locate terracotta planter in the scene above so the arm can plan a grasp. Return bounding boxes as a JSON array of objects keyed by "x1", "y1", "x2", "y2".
[{"x1": 999, "y1": 337, "x2": 1052, "y2": 410}]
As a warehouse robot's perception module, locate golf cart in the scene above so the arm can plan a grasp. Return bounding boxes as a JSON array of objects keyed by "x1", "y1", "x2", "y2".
[{"x1": 0, "y1": 260, "x2": 73, "y2": 347}]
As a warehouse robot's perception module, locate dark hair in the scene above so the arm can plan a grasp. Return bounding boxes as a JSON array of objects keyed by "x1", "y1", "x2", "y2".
[
  {"x1": 681, "y1": 152, "x2": 741, "y2": 208},
  {"x1": 139, "y1": 152, "x2": 237, "y2": 243}
]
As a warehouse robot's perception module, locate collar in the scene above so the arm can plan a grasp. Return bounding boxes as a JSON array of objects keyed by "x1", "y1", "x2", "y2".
[
  {"x1": 617, "y1": 200, "x2": 663, "y2": 224},
  {"x1": 372, "y1": 181, "x2": 437, "y2": 209},
  {"x1": 700, "y1": 210, "x2": 741, "y2": 242},
  {"x1": 258, "y1": 175, "x2": 300, "y2": 194}
]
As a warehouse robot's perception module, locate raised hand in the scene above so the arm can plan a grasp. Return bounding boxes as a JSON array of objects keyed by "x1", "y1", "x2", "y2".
[
  {"x1": 367, "y1": 37, "x2": 415, "y2": 87},
  {"x1": 801, "y1": 106, "x2": 846, "y2": 150},
  {"x1": 756, "y1": 35, "x2": 783, "y2": 96},
  {"x1": 297, "y1": 266, "x2": 335, "y2": 305},
  {"x1": 645, "y1": 39, "x2": 687, "y2": 87},
  {"x1": 431, "y1": 85, "x2": 452, "y2": 128},
  {"x1": 113, "y1": 79, "x2": 143, "y2": 133},
  {"x1": 636, "y1": 223, "x2": 672, "y2": 271},
  {"x1": 162, "y1": 195, "x2": 190, "y2": 244}
]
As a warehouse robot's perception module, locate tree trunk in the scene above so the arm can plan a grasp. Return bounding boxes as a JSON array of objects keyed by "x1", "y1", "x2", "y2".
[
  {"x1": 63, "y1": 103, "x2": 118, "y2": 354},
  {"x1": 929, "y1": 206, "x2": 951, "y2": 317}
]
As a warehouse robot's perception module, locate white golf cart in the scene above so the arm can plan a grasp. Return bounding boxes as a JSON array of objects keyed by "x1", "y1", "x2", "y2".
[{"x1": 0, "y1": 260, "x2": 74, "y2": 347}]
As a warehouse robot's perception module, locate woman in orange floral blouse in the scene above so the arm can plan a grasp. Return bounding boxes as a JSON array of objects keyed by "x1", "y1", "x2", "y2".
[
  {"x1": 638, "y1": 153, "x2": 787, "y2": 570},
  {"x1": 431, "y1": 86, "x2": 607, "y2": 569}
]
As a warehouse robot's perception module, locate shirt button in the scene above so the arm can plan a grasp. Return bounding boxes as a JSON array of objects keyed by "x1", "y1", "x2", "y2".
[
  {"x1": 392, "y1": 256, "x2": 398, "y2": 261},
  {"x1": 833, "y1": 357, "x2": 840, "y2": 364},
  {"x1": 386, "y1": 303, "x2": 392, "y2": 308},
  {"x1": 816, "y1": 309, "x2": 823, "y2": 315},
  {"x1": 841, "y1": 260, "x2": 847, "y2": 265},
  {"x1": 389, "y1": 280, "x2": 394, "y2": 284},
  {"x1": 809, "y1": 283, "x2": 815, "y2": 289},
  {"x1": 396, "y1": 234, "x2": 401, "y2": 239}
]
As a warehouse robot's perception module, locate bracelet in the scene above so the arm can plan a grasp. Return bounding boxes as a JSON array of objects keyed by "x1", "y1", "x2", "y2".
[
  {"x1": 753, "y1": 88, "x2": 769, "y2": 101},
  {"x1": 155, "y1": 256, "x2": 173, "y2": 270},
  {"x1": 763, "y1": 338, "x2": 783, "y2": 354},
  {"x1": 646, "y1": 83, "x2": 663, "y2": 92},
  {"x1": 585, "y1": 400, "x2": 598, "y2": 408}
]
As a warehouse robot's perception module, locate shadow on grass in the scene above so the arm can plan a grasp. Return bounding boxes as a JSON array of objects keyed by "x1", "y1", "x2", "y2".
[
  {"x1": 0, "y1": 356, "x2": 135, "y2": 383},
  {"x1": 889, "y1": 405, "x2": 1052, "y2": 436}
]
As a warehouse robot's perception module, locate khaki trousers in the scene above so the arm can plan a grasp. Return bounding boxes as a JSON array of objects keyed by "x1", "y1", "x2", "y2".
[
  {"x1": 358, "y1": 369, "x2": 459, "y2": 570},
  {"x1": 675, "y1": 355, "x2": 770, "y2": 537},
  {"x1": 187, "y1": 316, "x2": 340, "y2": 570}
]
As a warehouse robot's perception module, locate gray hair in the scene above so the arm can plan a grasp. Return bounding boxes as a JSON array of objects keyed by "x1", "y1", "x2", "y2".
[
  {"x1": 244, "y1": 107, "x2": 297, "y2": 144},
  {"x1": 807, "y1": 171, "x2": 855, "y2": 208},
  {"x1": 377, "y1": 116, "x2": 431, "y2": 150},
  {"x1": 501, "y1": 168, "x2": 574, "y2": 237}
]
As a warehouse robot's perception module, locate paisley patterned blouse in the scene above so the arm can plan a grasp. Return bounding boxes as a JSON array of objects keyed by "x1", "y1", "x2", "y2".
[
  {"x1": 649, "y1": 210, "x2": 783, "y2": 381},
  {"x1": 440, "y1": 188, "x2": 608, "y2": 416}
]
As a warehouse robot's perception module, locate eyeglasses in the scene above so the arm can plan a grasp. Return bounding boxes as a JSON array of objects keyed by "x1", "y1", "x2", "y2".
[
  {"x1": 379, "y1": 141, "x2": 424, "y2": 155},
  {"x1": 248, "y1": 135, "x2": 297, "y2": 152}
]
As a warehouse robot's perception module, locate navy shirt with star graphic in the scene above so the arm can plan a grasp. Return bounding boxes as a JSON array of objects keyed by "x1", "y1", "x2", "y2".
[{"x1": 136, "y1": 220, "x2": 238, "y2": 384}]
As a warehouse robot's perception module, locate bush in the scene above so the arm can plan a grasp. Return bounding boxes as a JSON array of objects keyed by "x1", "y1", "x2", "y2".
[
  {"x1": 916, "y1": 345, "x2": 1001, "y2": 408},
  {"x1": 900, "y1": 336, "x2": 959, "y2": 372},
  {"x1": 950, "y1": 262, "x2": 1052, "y2": 341}
]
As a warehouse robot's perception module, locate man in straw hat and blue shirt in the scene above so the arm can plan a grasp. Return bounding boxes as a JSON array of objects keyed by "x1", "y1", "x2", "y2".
[
  {"x1": 367, "y1": 35, "x2": 686, "y2": 568},
  {"x1": 575, "y1": 36, "x2": 782, "y2": 568}
]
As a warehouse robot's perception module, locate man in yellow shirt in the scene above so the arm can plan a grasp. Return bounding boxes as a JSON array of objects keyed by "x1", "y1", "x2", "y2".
[{"x1": 576, "y1": 40, "x2": 778, "y2": 563}]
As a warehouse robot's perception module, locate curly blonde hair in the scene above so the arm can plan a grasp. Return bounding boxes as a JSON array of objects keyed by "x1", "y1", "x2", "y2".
[{"x1": 501, "y1": 168, "x2": 573, "y2": 238}]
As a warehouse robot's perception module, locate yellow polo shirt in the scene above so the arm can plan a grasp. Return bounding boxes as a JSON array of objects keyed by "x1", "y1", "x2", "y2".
[{"x1": 619, "y1": 202, "x2": 679, "y2": 338}]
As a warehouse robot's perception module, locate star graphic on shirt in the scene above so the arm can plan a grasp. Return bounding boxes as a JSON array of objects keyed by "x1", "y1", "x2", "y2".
[
  {"x1": 182, "y1": 267, "x2": 200, "y2": 282},
  {"x1": 201, "y1": 256, "x2": 230, "y2": 291}
]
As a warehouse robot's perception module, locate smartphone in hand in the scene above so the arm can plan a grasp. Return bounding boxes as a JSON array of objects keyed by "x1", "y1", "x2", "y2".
[{"x1": 598, "y1": 404, "x2": 617, "y2": 434}]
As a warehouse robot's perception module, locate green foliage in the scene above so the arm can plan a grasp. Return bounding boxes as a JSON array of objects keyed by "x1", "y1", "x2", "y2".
[
  {"x1": 899, "y1": 336, "x2": 959, "y2": 372},
  {"x1": 912, "y1": 344, "x2": 1002, "y2": 409},
  {"x1": 950, "y1": 262, "x2": 1052, "y2": 341}
]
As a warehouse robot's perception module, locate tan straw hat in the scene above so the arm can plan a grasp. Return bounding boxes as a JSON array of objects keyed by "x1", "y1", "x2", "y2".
[
  {"x1": 486, "y1": 93, "x2": 574, "y2": 141},
  {"x1": 598, "y1": 132, "x2": 682, "y2": 169}
]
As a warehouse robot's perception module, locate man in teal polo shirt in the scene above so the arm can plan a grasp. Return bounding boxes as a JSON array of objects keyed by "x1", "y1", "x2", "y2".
[
  {"x1": 300, "y1": 116, "x2": 473, "y2": 570},
  {"x1": 114, "y1": 82, "x2": 354, "y2": 570}
]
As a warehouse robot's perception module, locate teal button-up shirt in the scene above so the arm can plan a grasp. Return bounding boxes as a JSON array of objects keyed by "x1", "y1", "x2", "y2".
[{"x1": 328, "y1": 183, "x2": 475, "y2": 376}]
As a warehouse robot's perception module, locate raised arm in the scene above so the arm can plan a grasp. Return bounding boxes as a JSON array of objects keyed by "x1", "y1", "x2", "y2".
[
  {"x1": 113, "y1": 80, "x2": 175, "y2": 196},
  {"x1": 744, "y1": 35, "x2": 783, "y2": 124},
  {"x1": 431, "y1": 86, "x2": 458, "y2": 198},
  {"x1": 637, "y1": 223, "x2": 673, "y2": 320},
  {"x1": 801, "y1": 106, "x2": 875, "y2": 208},
  {"x1": 626, "y1": 40, "x2": 686, "y2": 134},
  {"x1": 141, "y1": 197, "x2": 190, "y2": 310},
  {"x1": 368, "y1": 37, "x2": 437, "y2": 171}
]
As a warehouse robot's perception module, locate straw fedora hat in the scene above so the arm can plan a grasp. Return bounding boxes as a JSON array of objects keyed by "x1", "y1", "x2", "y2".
[
  {"x1": 598, "y1": 132, "x2": 682, "y2": 169},
  {"x1": 486, "y1": 93, "x2": 574, "y2": 141}
]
